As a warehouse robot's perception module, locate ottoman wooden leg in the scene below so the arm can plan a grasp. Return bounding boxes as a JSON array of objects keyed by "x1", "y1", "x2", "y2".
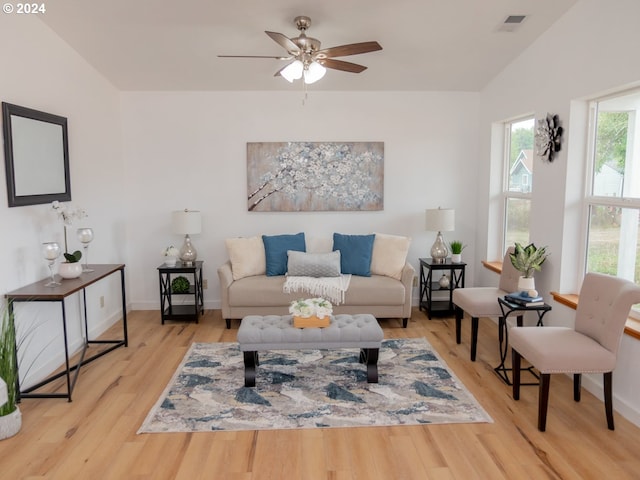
[
  {"x1": 360, "y1": 348, "x2": 379, "y2": 383},
  {"x1": 243, "y1": 351, "x2": 258, "y2": 387}
]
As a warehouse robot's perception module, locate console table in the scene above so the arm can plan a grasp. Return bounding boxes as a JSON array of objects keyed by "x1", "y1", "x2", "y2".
[{"x1": 5, "y1": 264, "x2": 128, "y2": 402}]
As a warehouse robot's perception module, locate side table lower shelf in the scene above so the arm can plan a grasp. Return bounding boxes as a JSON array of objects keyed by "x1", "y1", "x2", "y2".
[{"x1": 158, "y1": 261, "x2": 204, "y2": 324}]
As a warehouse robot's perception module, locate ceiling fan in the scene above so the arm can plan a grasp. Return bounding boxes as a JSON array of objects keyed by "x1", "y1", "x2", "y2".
[{"x1": 218, "y1": 16, "x2": 382, "y2": 84}]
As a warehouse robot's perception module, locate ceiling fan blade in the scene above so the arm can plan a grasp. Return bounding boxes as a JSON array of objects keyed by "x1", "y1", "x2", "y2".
[
  {"x1": 315, "y1": 41, "x2": 382, "y2": 59},
  {"x1": 265, "y1": 31, "x2": 301, "y2": 55},
  {"x1": 218, "y1": 55, "x2": 291, "y2": 60},
  {"x1": 320, "y1": 59, "x2": 368, "y2": 73},
  {"x1": 273, "y1": 63, "x2": 290, "y2": 77}
]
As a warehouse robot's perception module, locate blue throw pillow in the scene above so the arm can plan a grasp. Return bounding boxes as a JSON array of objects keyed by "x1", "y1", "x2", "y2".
[
  {"x1": 332, "y1": 233, "x2": 375, "y2": 277},
  {"x1": 262, "y1": 233, "x2": 306, "y2": 276}
]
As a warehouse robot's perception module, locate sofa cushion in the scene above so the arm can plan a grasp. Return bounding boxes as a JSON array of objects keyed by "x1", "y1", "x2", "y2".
[
  {"x1": 228, "y1": 273, "x2": 405, "y2": 308},
  {"x1": 370, "y1": 233, "x2": 411, "y2": 280},
  {"x1": 225, "y1": 236, "x2": 266, "y2": 280},
  {"x1": 332, "y1": 233, "x2": 375, "y2": 277},
  {"x1": 287, "y1": 250, "x2": 341, "y2": 277},
  {"x1": 262, "y1": 233, "x2": 306, "y2": 276}
]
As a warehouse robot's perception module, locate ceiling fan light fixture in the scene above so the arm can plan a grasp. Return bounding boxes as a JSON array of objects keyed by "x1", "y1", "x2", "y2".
[
  {"x1": 281, "y1": 60, "x2": 304, "y2": 82},
  {"x1": 303, "y1": 61, "x2": 326, "y2": 84}
]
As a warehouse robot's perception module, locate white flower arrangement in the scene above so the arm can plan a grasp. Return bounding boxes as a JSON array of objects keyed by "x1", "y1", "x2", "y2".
[
  {"x1": 51, "y1": 201, "x2": 87, "y2": 259},
  {"x1": 289, "y1": 298, "x2": 333, "y2": 319},
  {"x1": 51, "y1": 200, "x2": 87, "y2": 226},
  {"x1": 163, "y1": 246, "x2": 180, "y2": 257}
]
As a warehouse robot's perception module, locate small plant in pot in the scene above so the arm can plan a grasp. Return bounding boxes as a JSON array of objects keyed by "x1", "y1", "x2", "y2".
[
  {"x1": 58, "y1": 249, "x2": 83, "y2": 279},
  {"x1": 52, "y1": 201, "x2": 86, "y2": 279},
  {"x1": 449, "y1": 241, "x2": 466, "y2": 263},
  {"x1": 0, "y1": 301, "x2": 21, "y2": 440},
  {"x1": 163, "y1": 246, "x2": 180, "y2": 267},
  {"x1": 509, "y1": 242, "x2": 549, "y2": 293}
]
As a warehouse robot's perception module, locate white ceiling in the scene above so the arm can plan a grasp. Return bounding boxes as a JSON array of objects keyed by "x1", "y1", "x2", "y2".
[{"x1": 38, "y1": 0, "x2": 578, "y2": 91}]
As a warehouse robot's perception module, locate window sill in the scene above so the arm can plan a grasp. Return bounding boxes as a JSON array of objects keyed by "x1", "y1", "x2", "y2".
[{"x1": 482, "y1": 261, "x2": 640, "y2": 340}]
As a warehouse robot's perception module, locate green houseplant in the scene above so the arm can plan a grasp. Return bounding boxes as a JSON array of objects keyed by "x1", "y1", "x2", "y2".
[
  {"x1": 171, "y1": 276, "x2": 191, "y2": 294},
  {"x1": 509, "y1": 242, "x2": 549, "y2": 291},
  {"x1": 0, "y1": 301, "x2": 21, "y2": 440},
  {"x1": 449, "y1": 241, "x2": 467, "y2": 263}
]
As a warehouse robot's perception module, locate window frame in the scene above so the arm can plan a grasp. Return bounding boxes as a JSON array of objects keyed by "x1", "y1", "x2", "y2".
[
  {"x1": 583, "y1": 88, "x2": 640, "y2": 318},
  {"x1": 502, "y1": 116, "x2": 534, "y2": 253}
]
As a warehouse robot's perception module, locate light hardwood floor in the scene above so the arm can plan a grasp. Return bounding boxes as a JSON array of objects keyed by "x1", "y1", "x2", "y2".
[{"x1": 1, "y1": 307, "x2": 639, "y2": 479}]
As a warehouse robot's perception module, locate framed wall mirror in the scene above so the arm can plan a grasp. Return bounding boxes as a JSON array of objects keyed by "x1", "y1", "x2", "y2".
[{"x1": 2, "y1": 102, "x2": 71, "y2": 207}]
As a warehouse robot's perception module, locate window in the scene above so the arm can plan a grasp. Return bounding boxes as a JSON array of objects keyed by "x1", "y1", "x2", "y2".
[
  {"x1": 503, "y1": 117, "x2": 534, "y2": 249},
  {"x1": 585, "y1": 89, "x2": 640, "y2": 317}
]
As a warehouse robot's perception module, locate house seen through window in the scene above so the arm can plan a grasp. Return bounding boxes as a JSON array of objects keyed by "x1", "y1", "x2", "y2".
[
  {"x1": 586, "y1": 89, "x2": 640, "y2": 317},
  {"x1": 503, "y1": 117, "x2": 534, "y2": 250}
]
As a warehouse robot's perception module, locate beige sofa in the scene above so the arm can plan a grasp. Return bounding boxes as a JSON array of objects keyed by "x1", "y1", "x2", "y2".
[
  {"x1": 218, "y1": 233, "x2": 414, "y2": 329},
  {"x1": 218, "y1": 261, "x2": 414, "y2": 329}
]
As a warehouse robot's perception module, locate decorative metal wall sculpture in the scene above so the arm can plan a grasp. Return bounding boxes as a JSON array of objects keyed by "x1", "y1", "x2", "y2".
[
  {"x1": 535, "y1": 113, "x2": 563, "y2": 162},
  {"x1": 247, "y1": 142, "x2": 384, "y2": 212}
]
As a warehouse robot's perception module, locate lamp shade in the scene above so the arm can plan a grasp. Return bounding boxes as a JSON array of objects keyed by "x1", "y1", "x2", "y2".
[
  {"x1": 425, "y1": 208, "x2": 455, "y2": 232},
  {"x1": 303, "y1": 61, "x2": 326, "y2": 84},
  {"x1": 172, "y1": 209, "x2": 201, "y2": 235},
  {"x1": 281, "y1": 60, "x2": 304, "y2": 82}
]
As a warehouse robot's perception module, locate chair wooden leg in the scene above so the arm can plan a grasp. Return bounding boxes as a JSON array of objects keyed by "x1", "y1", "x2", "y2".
[
  {"x1": 604, "y1": 371, "x2": 614, "y2": 430},
  {"x1": 573, "y1": 374, "x2": 581, "y2": 402},
  {"x1": 512, "y1": 348, "x2": 521, "y2": 400},
  {"x1": 470, "y1": 316, "x2": 478, "y2": 361},
  {"x1": 454, "y1": 307, "x2": 463, "y2": 344},
  {"x1": 538, "y1": 373, "x2": 551, "y2": 432}
]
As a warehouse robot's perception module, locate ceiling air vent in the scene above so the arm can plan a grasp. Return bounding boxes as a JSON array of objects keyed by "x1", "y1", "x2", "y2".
[{"x1": 497, "y1": 14, "x2": 528, "y2": 32}]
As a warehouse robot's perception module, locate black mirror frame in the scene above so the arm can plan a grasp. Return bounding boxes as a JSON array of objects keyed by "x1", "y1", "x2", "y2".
[{"x1": 2, "y1": 102, "x2": 71, "y2": 207}]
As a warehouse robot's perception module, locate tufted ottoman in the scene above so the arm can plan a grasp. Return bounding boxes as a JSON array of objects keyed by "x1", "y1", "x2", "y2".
[{"x1": 237, "y1": 314, "x2": 384, "y2": 387}]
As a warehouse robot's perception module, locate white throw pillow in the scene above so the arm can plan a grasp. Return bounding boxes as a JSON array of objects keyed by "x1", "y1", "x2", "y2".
[
  {"x1": 370, "y1": 233, "x2": 411, "y2": 280},
  {"x1": 225, "y1": 236, "x2": 266, "y2": 280}
]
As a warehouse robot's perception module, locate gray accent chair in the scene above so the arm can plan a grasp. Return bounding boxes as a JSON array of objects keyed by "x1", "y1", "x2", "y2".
[
  {"x1": 452, "y1": 247, "x2": 519, "y2": 361},
  {"x1": 511, "y1": 272, "x2": 640, "y2": 431}
]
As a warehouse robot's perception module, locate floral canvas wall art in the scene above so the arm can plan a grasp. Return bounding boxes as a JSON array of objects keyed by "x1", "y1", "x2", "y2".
[{"x1": 247, "y1": 142, "x2": 384, "y2": 212}]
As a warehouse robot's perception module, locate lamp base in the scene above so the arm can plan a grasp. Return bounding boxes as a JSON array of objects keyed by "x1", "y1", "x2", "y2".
[
  {"x1": 179, "y1": 234, "x2": 197, "y2": 265},
  {"x1": 430, "y1": 231, "x2": 449, "y2": 264}
]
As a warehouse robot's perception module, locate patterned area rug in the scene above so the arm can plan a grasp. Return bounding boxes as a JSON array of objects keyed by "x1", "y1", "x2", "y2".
[{"x1": 138, "y1": 338, "x2": 492, "y2": 433}]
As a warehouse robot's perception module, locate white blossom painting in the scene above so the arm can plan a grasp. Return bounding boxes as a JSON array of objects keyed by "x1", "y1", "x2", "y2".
[{"x1": 247, "y1": 142, "x2": 384, "y2": 212}]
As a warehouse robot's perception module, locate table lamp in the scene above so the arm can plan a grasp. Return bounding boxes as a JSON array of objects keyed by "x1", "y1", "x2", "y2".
[
  {"x1": 425, "y1": 207, "x2": 455, "y2": 263},
  {"x1": 172, "y1": 209, "x2": 201, "y2": 265}
]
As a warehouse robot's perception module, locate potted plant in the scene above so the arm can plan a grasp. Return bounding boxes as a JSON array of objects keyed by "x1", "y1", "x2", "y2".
[
  {"x1": 163, "y1": 246, "x2": 180, "y2": 267},
  {"x1": 52, "y1": 201, "x2": 85, "y2": 279},
  {"x1": 0, "y1": 301, "x2": 21, "y2": 440},
  {"x1": 449, "y1": 241, "x2": 467, "y2": 263},
  {"x1": 509, "y1": 242, "x2": 549, "y2": 292}
]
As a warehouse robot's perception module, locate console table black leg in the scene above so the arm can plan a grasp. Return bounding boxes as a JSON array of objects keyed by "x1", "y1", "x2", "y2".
[{"x1": 243, "y1": 351, "x2": 258, "y2": 387}]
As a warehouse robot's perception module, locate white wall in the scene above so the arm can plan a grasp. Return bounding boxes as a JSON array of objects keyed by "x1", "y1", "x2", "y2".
[
  {"x1": 477, "y1": 0, "x2": 640, "y2": 425},
  {"x1": 120, "y1": 91, "x2": 480, "y2": 310},
  {"x1": 0, "y1": 16, "x2": 125, "y2": 387}
]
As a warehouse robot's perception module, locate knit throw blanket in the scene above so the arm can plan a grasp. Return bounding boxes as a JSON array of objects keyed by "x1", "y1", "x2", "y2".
[{"x1": 283, "y1": 274, "x2": 352, "y2": 305}]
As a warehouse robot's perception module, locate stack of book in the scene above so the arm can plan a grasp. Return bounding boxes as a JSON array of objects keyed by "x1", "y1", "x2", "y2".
[{"x1": 504, "y1": 291, "x2": 544, "y2": 307}]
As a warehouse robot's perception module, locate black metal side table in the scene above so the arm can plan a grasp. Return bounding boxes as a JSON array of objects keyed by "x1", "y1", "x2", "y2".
[
  {"x1": 494, "y1": 297, "x2": 552, "y2": 385},
  {"x1": 419, "y1": 258, "x2": 466, "y2": 319},
  {"x1": 158, "y1": 260, "x2": 204, "y2": 324}
]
